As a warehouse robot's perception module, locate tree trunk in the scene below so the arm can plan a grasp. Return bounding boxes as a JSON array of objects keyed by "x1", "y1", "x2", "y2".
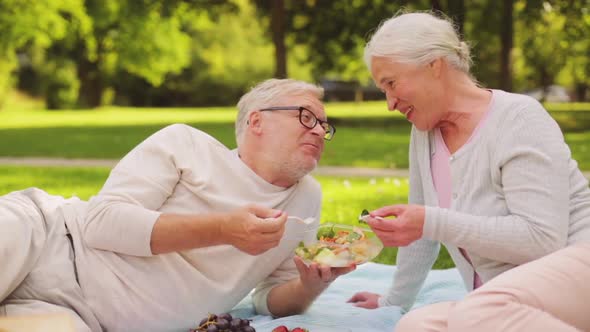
[
  {"x1": 540, "y1": 68, "x2": 550, "y2": 102},
  {"x1": 271, "y1": 0, "x2": 287, "y2": 78},
  {"x1": 447, "y1": 0, "x2": 465, "y2": 36},
  {"x1": 77, "y1": 58, "x2": 102, "y2": 108},
  {"x1": 431, "y1": 0, "x2": 443, "y2": 13},
  {"x1": 499, "y1": 0, "x2": 513, "y2": 91},
  {"x1": 431, "y1": 0, "x2": 465, "y2": 36},
  {"x1": 575, "y1": 82, "x2": 587, "y2": 102}
]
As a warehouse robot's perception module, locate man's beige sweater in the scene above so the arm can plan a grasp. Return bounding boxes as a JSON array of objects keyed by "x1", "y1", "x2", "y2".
[{"x1": 62, "y1": 124, "x2": 322, "y2": 332}]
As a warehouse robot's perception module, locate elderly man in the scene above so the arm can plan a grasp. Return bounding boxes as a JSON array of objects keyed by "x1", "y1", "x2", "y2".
[{"x1": 0, "y1": 79, "x2": 353, "y2": 332}]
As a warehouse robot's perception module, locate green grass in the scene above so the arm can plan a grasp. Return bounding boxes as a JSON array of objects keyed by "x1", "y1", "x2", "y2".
[
  {"x1": 0, "y1": 165, "x2": 454, "y2": 269},
  {"x1": 0, "y1": 165, "x2": 109, "y2": 199},
  {"x1": 3, "y1": 103, "x2": 590, "y2": 169}
]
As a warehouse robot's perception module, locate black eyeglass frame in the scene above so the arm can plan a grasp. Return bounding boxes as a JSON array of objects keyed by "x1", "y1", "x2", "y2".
[{"x1": 258, "y1": 106, "x2": 336, "y2": 141}]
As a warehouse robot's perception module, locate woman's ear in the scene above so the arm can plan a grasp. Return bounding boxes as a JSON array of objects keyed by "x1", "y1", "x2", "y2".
[{"x1": 429, "y1": 58, "x2": 443, "y2": 78}]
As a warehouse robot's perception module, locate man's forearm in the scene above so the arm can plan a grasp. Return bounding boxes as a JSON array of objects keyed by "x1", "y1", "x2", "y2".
[
  {"x1": 150, "y1": 213, "x2": 226, "y2": 254},
  {"x1": 266, "y1": 278, "x2": 329, "y2": 317}
]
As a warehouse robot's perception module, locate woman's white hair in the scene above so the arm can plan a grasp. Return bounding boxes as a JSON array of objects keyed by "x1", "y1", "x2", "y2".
[
  {"x1": 364, "y1": 11, "x2": 472, "y2": 75},
  {"x1": 235, "y1": 78, "x2": 324, "y2": 147}
]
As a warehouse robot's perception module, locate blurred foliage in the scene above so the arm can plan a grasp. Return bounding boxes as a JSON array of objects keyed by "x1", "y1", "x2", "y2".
[
  {"x1": 44, "y1": 59, "x2": 80, "y2": 109},
  {"x1": 0, "y1": 0, "x2": 588, "y2": 109},
  {"x1": 0, "y1": 56, "x2": 16, "y2": 109},
  {"x1": 253, "y1": 0, "x2": 420, "y2": 83},
  {"x1": 514, "y1": 2, "x2": 566, "y2": 96},
  {"x1": 123, "y1": 0, "x2": 277, "y2": 106},
  {"x1": 0, "y1": 0, "x2": 89, "y2": 108}
]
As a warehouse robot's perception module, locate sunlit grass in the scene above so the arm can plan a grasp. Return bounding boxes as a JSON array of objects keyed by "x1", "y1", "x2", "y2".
[
  {"x1": 0, "y1": 166, "x2": 109, "y2": 199},
  {"x1": 0, "y1": 165, "x2": 454, "y2": 269},
  {"x1": 0, "y1": 101, "x2": 401, "y2": 130},
  {"x1": 1, "y1": 102, "x2": 589, "y2": 171},
  {"x1": 2, "y1": 100, "x2": 587, "y2": 128},
  {"x1": 0, "y1": 108, "x2": 237, "y2": 129}
]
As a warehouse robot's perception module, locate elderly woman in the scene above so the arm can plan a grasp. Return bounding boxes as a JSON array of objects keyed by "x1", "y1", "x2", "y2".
[{"x1": 347, "y1": 11, "x2": 590, "y2": 332}]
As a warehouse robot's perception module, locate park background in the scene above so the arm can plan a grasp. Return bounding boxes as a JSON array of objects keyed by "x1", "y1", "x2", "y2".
[{"x1": 1, "y1": 0, "x2": 589, "y2": 268}]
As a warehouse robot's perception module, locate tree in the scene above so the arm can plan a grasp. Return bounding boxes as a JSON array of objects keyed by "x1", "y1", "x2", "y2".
[
  {"x1": 431, "y1": 0, "x2": 466, "y2": 36},
  {"x1": 514, "y1": 1, "x2": 569, "y2": 100},
  {"x1": 253, "y1": 0, "x2": 426, "y2": 82},
  {"x1": 118, "y1": 0, "x2": 274, "y2": 106},
  {"x1": 499, "y1": 0, "x2": 514, "y2": 91},
  {"x1": 271, "y1": 0, "x2": 287, "y2": 78},
  {"x1": 64, "y1": 0, "x2": 197, "y2": 107},
  {"x1": 11, "y1": 0, "x2": 236, "y2": 108},
  {"x1": 0, "y1": 0, "x2": 89, "y2": 108},
  {"x1": 554, "y1": 0, "x2": 590, "y2": 101}
]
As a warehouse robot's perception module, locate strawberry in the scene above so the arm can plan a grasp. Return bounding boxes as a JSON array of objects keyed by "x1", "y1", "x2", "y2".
[
  {"x1": 272, "y1": 326, "x2": 289, "y2": 332},
  {"x1": 291, "y1": 328, "x2": 309, "y2": 332}
]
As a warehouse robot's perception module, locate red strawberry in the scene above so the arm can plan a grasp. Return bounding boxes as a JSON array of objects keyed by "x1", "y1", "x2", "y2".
[
  {"x1": 291, "y1": 328, "x2": 309, "y2": 332},
  {"x1": 272, "y1": 326, "x2": 289, "y2": 332}
]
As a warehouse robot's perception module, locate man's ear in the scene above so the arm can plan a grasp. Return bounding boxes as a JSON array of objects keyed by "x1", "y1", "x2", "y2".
[{"x1": 247, "y1": 111, "x2": 263, "y2": 136}]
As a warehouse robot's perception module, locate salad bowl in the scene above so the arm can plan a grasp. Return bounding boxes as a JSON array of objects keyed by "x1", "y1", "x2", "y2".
[{"x1": 294, "y1": 223, "x2": 383, "y2": 267}]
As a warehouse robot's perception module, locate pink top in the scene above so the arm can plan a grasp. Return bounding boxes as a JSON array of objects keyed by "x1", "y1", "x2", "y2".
[{"x1": 431, "y1": 99, "x2": 494, "y2": 289}]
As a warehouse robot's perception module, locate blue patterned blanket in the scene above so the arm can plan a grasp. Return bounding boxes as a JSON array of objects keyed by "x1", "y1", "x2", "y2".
[{"x1": 230, "y1": 263, "x2": 467, "y2": 332}]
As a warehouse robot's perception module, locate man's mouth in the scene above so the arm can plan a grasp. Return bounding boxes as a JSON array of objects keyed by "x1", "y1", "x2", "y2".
[{"x1": 302, "y1": 142, "x2": 322, "y2": 153}]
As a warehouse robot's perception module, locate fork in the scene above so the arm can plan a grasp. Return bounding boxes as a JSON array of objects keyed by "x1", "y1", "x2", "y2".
[{"x1": 288, "y1": 216, "x2": 315, "y2": 225}]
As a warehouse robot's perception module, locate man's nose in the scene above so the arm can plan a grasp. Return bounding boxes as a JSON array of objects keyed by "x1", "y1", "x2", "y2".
[{"x1": 310, "y1": 122, "x2": 326, "y2": 137}]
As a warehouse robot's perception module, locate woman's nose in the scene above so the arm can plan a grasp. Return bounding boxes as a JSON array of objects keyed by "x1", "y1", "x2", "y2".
[{"x1": 386, "y1": 94, "x2": 399, "y2": 111}]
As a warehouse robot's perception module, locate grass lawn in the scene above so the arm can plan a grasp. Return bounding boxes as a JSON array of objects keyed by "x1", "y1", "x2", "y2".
[
  {"x1": 2, "y1": 102, "x2": 590, "y2": 169},
  {"x1": 0, "y1": 165, "x2": 454, "y2": 269},
  {"x1": 1, "y1": 101, "x2": 588, "y2": 270}
]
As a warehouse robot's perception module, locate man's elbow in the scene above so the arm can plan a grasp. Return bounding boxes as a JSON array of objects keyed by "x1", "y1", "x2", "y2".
[{"x1": 81, "y1": 203, "x2": 109, "y2": 250}]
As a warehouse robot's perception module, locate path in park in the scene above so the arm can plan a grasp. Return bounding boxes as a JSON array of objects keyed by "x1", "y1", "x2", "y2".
[
  {"x1": 2, "y1": 157, "x2": 590, "y2": 179},
  {"x1": 0, "y1": 157, "x2": 409, "y2": 177}
]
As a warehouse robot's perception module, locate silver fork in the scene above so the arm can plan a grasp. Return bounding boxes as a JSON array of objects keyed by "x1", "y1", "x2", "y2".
[{"x1": 288, "y1": 216, "x2": 315, "y2": 225}]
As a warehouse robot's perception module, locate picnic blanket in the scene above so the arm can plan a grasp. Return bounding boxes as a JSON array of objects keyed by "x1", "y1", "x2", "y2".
[{"x1": 230, "y1": 263, "x2": 467, "y2": 332}]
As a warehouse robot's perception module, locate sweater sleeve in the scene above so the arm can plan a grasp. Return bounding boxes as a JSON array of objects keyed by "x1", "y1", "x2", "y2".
[
  {"x1": 423, "y1": 102, "x2": 570, "y2": 264},
  {"x1": 83, "y1": 124, "x2": 195, "y2": 256},
  {"x1": 379, "y1": 127, "x2": 439, "y2": 311},
  {"x1": 252, "y1": 182, "x2": 323, "y2": 316},
  {"x1": 251, "y1": 254, "x2": 299, "y2": 316}
]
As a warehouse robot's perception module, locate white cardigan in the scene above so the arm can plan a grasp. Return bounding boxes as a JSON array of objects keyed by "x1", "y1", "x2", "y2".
[{"x1": 379, "y1": 90, "x2": 590, "y2": 310}]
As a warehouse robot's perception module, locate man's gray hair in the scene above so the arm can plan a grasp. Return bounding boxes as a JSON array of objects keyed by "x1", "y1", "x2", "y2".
[
  {"x1": 235, "y1": 78, "x2": 324, "y2": 147},
  {"x1": 364, "y1": 11, "x2": 472, "y2": 75}
]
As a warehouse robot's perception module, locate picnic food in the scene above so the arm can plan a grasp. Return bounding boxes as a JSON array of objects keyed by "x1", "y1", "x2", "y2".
[
  {"x1": 358, "y1": 209, "x2": 370, "y2": 224},
  {"x1": 294, "y1": 223, "x2": 383, "y2": 267},
  {"x1": 191, "y1": 313, "x2": 254, "y2": 332},
  {"x1": 272, "y1": 326, "x2": 309, "y2": 332}
]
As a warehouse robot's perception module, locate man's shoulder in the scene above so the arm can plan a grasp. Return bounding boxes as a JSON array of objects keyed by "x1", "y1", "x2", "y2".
[
  {"x1": 158, "y1": 123, "x2": 211, "y2": 139},
  {"x1": 156, "y1": 123, "x2": 227, "y2": 149}
]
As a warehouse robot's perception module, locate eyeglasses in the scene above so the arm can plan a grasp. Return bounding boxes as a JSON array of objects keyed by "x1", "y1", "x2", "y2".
[{"x1": 259, "y1": 106, "x2": 336, "y2": 141}]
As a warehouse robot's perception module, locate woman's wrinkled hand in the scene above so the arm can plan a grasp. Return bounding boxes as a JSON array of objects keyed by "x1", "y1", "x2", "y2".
[
  {"x1": 347, "y1": 291, "x2": 381, "y2": 309},
  {"x1": 365, "y1": 204, "x2": 425, "y2": 247}
]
